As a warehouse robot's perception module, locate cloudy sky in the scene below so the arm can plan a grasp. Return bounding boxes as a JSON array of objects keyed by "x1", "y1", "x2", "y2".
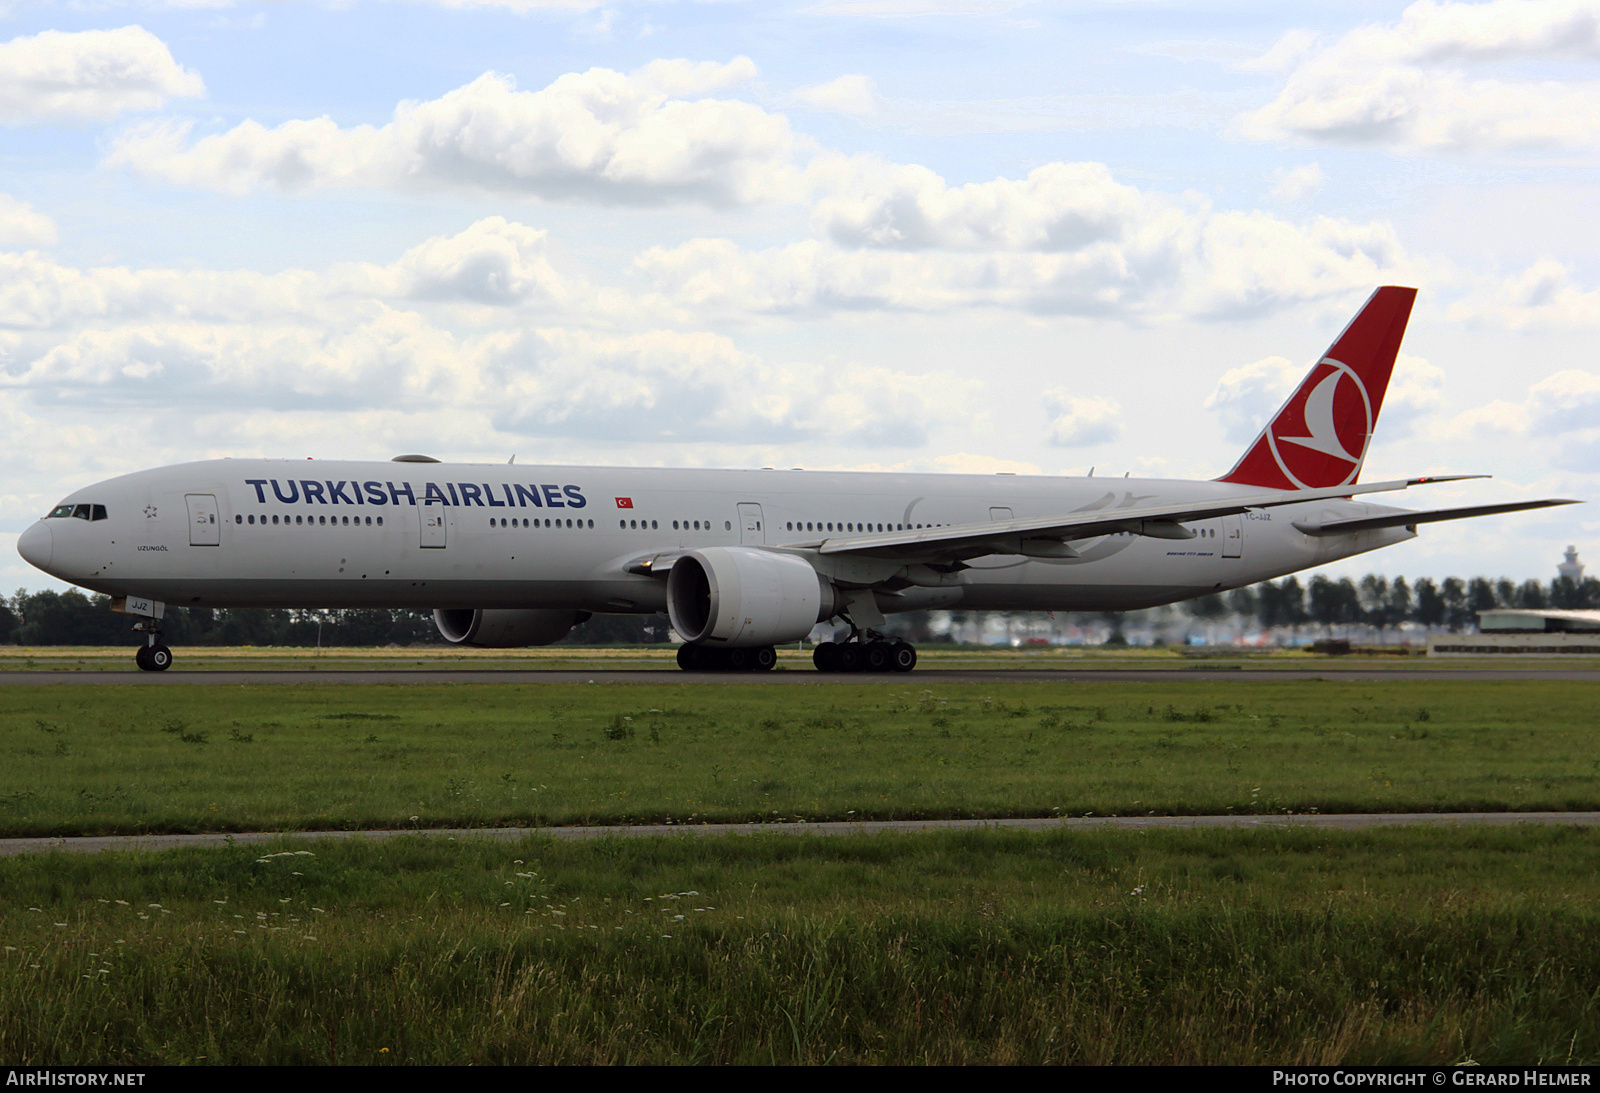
[{"x1": 3, "y1": 0, "x2": 1599, "y2": 593}]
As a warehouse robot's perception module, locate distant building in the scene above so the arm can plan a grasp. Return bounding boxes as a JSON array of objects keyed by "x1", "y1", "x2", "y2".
[
  {"x1": 1430, "y1": 607, "x2": 1600, "y2": 656},
  {"x1": 1559, "y1": 545, "x2": 1585, "y2": 583}
]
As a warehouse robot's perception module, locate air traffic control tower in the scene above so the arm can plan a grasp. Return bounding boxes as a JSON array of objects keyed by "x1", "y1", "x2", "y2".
[{"x1": 1559, "y1": 545, "x2": 1585, "y2": 583}]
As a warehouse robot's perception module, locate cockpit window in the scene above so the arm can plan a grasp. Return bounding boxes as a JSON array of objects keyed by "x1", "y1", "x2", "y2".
[{"x1": 46, "y1": 503, "x2": 108, "y2": 520}]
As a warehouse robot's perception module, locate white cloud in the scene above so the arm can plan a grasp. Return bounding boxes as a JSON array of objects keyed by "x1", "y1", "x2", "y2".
[
  {"x1": 0, "y1": 217, "x2": 970, "y2": 453},
  {"x1": 0, "y1": 26, "x2": 203, "y2": 124},
  {"x1": 0, "y1": 195, "x2": 55, "y2": 246},
  {"x1": 1528, "y1": 368, "x2": 1600, "y2": 435},
  {"x1": 0, "y1": 218, "x2": 601, "y2": 331},
  {"x1": 637, "y1": 165, "x2": 1407, "y2": 321},
  {"x1": 423, "y1": 0, "x2": 602, "y2": 10},
  {"x1": 482, "y1": 328, "x2": 976, "y2": 446},
  {"x1": 1234, "y1": 0, "x2": 1600, "y2": 154},
  {"x1": 1448, "y1": 259, "x2": 1600, "y2": 328},
  {"x1": 1430, "y1": 366, "x2": 1600, "y2": 470},
  {"x1": 792, "y1": 74, "x2": 880, "y2": 116},
  {"x1": 809, "y1": 159, "x2": 1147, "y2": 251},
  {"x1": 1042, "y1": 392, "x2": 1120, "y2": 447},
  {"x1": 1378, "y1": 353, "x2": 1447, "y2": 439},
  {"x1": 345, "y1": 217, "x2": 572, "y2": 308},
  {"x1": 1204, "y1": 349, "x2": 1444, "y2": 447},
  {"x1": 802, "y1": 1, "x2": 1023, "y2": 14},
  {"x1": 106, "y1": 59, "x2": 805, "y2": 206},
  {"x1": 1204, "y1": 355, "x2": 1301, "y2": 443},
  {"x1": 1269, "y1": 162, "x2": 1324, "y2": 203}
]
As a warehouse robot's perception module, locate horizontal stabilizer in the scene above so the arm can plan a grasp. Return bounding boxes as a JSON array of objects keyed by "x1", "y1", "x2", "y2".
[{"x1": 1291, "y1": 499, "x2": 1580, "y2": 537}]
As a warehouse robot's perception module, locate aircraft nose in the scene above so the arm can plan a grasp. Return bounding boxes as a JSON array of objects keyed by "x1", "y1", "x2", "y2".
[{"x1": 17, "y1": 522, "x2": 52, "y2": 571}]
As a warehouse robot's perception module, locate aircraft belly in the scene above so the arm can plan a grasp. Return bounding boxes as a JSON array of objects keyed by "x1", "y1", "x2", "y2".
[{"x1": 108, "y1": 577, "x2": 667, "y2": 612}]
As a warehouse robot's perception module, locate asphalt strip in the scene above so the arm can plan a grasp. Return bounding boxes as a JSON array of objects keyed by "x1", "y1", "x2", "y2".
[{"x1": 4, "y1": 812, "x2": 1599, "y2": 857}]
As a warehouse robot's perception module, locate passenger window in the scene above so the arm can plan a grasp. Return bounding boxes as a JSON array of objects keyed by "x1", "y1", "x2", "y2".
[{"x1": 235, "y1": 514, "x2": 242, "y2": 524}]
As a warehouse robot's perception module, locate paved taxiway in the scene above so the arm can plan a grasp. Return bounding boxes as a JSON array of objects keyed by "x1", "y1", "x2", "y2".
[
  {"x1": 4, "y1": 667, "x2": 1600, "y2": 684},
  {"x1": 4, "y1": 812, "x2": 1598, "y2": 857}
]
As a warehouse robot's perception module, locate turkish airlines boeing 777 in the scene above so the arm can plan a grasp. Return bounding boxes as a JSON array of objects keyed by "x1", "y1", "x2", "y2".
[{"x1": 15, "y1": 286, "x2": 1576, "y2": 672}]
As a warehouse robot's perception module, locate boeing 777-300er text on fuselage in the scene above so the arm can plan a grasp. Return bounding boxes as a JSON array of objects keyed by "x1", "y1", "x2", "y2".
[{"x1": 15, "y1": 287, "x2": 1579, "y2": 672}]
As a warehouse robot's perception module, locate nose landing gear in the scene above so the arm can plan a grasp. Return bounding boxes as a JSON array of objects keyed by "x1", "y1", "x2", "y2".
[{"x1": 132, "y1": 619, "x2": 172, "y2": 672}]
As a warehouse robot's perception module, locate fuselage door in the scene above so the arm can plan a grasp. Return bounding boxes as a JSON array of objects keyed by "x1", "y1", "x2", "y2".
[
  {"x1": 421, "y1": 507, "x2": 447, "y2": 549},
  {"x1": 738, "y1": 503, "x2": 765, "y2": 545},
  {"x1": 185, "y1": 494, "x2": 220, "y2": 546},
  {"x1": 1222, "y1": 514, "x2": 1243, "y2": 558}
]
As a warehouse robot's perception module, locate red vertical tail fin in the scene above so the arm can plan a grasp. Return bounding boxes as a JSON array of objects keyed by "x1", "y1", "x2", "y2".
[{"x1": 1219, "y1": 286, "x2": 1416, "y2": 490}]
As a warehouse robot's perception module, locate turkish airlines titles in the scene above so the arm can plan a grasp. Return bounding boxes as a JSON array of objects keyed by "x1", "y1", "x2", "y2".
[{"x1": 241, "y1": 479, "x2": 589, "y2": 510}]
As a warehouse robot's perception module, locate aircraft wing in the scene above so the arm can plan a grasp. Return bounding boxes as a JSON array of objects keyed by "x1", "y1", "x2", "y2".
[
  {"x1": 1291, "y1": 499, "x2": 1579, "y2": 537},
  {"x1": 809, "y1": 475, "x2": 1522, "y2": 564}
]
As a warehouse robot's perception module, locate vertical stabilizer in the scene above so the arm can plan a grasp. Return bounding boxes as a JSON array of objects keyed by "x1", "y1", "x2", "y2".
[{"x1": 1219, "y1": 286, "x2": 1416, "y2": 490}]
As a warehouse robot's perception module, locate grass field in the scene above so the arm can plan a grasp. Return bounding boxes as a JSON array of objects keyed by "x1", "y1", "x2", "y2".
[
  {"x1": 3, "y1": 643, "x2": 1588, "y2": 673},
  {"x1": 4, "y1": 674, "x2": 1597, "y2": 1064},
  {"x1": 0, "y1": 679, "x2": 1596, "y2": 837},
  {"x1": 3, "y1": 826, "x2": 1598, "y2": 1064}
]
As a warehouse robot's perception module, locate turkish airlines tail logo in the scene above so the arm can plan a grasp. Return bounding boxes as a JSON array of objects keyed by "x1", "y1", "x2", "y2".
[{"x1": 1219, "y1": 286, "x2": 1416, "y2": 491}]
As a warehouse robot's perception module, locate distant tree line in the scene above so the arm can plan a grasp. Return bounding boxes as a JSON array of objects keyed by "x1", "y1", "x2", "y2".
[
  {"x1": 0, "y1": 589, "x2": 672, "y2": 647},
  {"x1": 1183, "y1": 574, "x2": 1600, "y2": 637},
  {"x1": 1, "y1": 574, "x2": 1593, "y2": 646}
]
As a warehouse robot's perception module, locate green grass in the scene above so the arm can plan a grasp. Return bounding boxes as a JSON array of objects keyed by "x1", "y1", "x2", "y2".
[
  {"x1": 3, "y1": 826, "x2": 1599, "y2": 1064},
  {"x1": 2, "y1": 643, "x2": 1581, "y2": 673},
  {"x1": 1, "y1": 680, "x2": 1598, "y2": 837}
]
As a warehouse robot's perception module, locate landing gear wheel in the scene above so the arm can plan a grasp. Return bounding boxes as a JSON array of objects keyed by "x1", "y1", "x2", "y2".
[
  {"x1": 677, "y1": 644, "x2": 702, "y2": 671},
  {"x1": 137, "y1": 643, "x2": 172, "y2": 672},
  {"x1": 863, "y1": 641, "x2": 892, "y2": 672},
  {"x1": 889, "y1": 642, "x2": 917, "y2": 673},
  {"x1": 752, "y1": 646, "x2": 777, "y2": 671},
  {"x1": 833, "y1": 643, "x2": 863, "y2": 673},
  {"x1": 812, "y1": 642, "x2": 838, "y2": 673},
  {"x1": 726, "y1": 648, "x2": 751, "y2": 671}
]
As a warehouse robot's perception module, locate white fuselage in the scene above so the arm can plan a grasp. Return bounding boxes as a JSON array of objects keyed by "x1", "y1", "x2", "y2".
[{"x1": 20, "y1": 458, "x2": 1412, "y2": 617}]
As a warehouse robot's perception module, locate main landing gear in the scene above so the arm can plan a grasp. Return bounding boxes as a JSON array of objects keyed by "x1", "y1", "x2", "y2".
[
  {"x1": 676, "y1": 644, "x2": 777, "y2": 672},
  {"x1": 812, "y1": 637, "x2": 917, "y2": 674},
  {"x1": 133, "y1": 619, "x2": 172, "y2": 672}
]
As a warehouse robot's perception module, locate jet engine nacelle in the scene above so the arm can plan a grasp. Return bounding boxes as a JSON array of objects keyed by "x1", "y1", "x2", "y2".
[
  {"x1": 667, "y1": 547, "x2": 836, "y2": 647},
  {"x1": 433, "y1": 608, "x2": 589, "y2": 647}
]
